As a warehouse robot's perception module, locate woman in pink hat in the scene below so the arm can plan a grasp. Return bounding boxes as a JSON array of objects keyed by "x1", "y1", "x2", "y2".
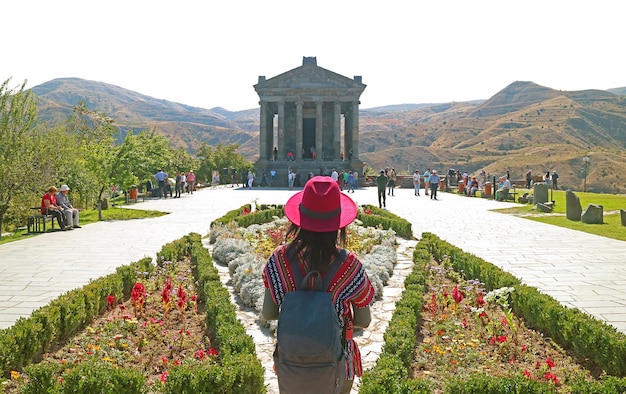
[{"x1": 262, "y1": 176, "x2": 375, "y2": 394}]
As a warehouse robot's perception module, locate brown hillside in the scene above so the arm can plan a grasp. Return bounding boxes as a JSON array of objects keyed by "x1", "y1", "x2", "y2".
[{"x1": 32, "y1": 78, "x2": 626, "y2": 193}]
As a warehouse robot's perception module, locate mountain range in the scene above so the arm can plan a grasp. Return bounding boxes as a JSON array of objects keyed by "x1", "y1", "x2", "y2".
[{"x1": 31, "y1": 78, "x2": 626, "y2": 193}]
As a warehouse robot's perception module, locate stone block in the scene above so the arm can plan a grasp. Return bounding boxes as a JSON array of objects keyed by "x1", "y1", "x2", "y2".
[
  {"x1": 581, "y1": 204, "x2": 603, "y2": 224},
  {"x1": 566, "y1": 190, "x2": 582, "y2": 221},
  {"x1": 621, "y1": 209, "x2": 626, "y2": 226},
  {"x1": 536, "y1": 202, "x2": 553, "y2": 213},
  {"x1": 533, "y1": 183, "x2": 549, "y2": 204}
]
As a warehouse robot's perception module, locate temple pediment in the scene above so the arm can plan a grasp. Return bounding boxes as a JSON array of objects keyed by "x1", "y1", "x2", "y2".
[{"x1": 254, "y1": 58, "x2": 366, "y2": 95}]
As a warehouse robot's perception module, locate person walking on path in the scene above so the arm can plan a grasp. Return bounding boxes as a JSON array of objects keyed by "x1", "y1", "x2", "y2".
[
  {"x1": 186, "y1": 170, "x2": 196, "y2": 194},
  {"x1": 424, "y1": 169, "x2": 431, "y2": 196},
  {"x1": 387, "y1": 168, "x2": 396, "y2": 196},
  {"x1": 429, "y1": 170, "x2": 440, "y2": 200},
  {"x1": 413, "y1": 170, "x2": 421, "y2": 196},
  {"x1": 247, "y1": 171, "x2": 254, "y2": 189},
  {"x1": 377, "y1": 170, "x2": 388, "y2": 208},
  {"x1": 261, "y1": 176, "x2": 375, "y2": 394}
]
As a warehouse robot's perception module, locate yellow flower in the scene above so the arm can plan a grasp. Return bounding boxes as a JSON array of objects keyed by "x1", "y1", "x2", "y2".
[{"x1": 10, "y1": 370, "x2": 20, "y2": 380}]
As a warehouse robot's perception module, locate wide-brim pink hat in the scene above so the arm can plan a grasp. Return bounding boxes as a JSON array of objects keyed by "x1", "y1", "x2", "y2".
[{"x1": 284, "y1": 176, "x2": 357, "y2": 232}]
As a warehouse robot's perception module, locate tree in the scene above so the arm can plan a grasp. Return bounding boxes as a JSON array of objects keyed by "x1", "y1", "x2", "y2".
[
  {"x1": 0, "y1": 79, "x2": 54, "y2": 235},
  {"x1": 66, "y1": 101, "x2": 117, "y2": 220},
  {"x1": 196, "y1": 143, "x2": 251, "y2": 185}
]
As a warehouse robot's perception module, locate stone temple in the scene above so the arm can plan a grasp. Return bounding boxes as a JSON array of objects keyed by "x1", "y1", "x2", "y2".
[{"x1": 253, "y1": 57, "x2": 366, "y2": 186}]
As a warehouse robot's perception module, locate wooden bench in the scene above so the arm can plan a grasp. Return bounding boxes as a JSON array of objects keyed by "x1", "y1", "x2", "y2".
[
  {"x1": 27, "y1": 208, "x2": 56, "y2": 233},
  {"x1": 504, "y1": 192, "x2": 518, "y2": 202}
]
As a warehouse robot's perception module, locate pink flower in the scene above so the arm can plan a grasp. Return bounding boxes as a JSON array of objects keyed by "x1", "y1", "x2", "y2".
[{"x1": 160, "y1": 371, "x2": 168, "y2": 382}]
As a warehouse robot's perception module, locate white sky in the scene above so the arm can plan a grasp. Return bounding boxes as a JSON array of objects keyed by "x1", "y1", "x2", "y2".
[{"x1": 3, "y1": 1, "x2": 625, "y2": 111}]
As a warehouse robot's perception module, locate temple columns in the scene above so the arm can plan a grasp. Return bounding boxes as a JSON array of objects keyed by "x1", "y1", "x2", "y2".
[
  {"x1": 295, "y1": 101, "x2": 303, "y2": 160},
  {"x1": 333, "y1": 101, "x2": 341, "y2": 160},
  {"x1": 315, "y1": 101, "x2": 323, "y2": 161},
  {"x1": 259, "y1": 101, "x2": 268, "y2": 160},
  {"x1": 351, "y1": 100, "x2": 359, "y2": 160},
  {"x1": 277, "y1": 101, "x2": 285, "y2": 160}
]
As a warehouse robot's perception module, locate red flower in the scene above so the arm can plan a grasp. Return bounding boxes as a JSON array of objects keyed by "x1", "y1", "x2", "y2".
[
  {"x1": 476, "y1": 292, "x2": 485, "y2": 305},
  {"x1": 546, "y1": 358, "x2": 555, "y2": 369},
  {"x1": 523, "y1": 370, "x2": 531, "y2": 378},
  {"x1": 452, "y1": 284, "x2": 464, "y2": 303},
  {"x1": 501, "y1": 317, "x2": 509, "y2": 326},
  {"x1": 160, "y1": 371, "x2": 168, "y2": 382},
  {"x1": 130, "y1": 282, "x2": 146, "y2": 315},
  {"x1": 496, "y1": 335, "x2": 507, "y2": 343},
  {"x1": 106, "y1": 294, "x2": 116, "y2": 308}
]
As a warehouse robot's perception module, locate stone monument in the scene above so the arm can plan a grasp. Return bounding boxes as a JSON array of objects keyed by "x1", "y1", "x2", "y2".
[
  {"x1": 566, "y1": 190, "x2": 582, "y2": 221},
  {"x1": 581, "y1": 204, "x2": 603, "y2": 224}
]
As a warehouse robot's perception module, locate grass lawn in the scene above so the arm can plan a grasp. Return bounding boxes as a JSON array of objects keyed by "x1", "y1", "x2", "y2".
[
  {"x1": 0, "y1": 204, "x2": 166, "y2": 246},
  {"x1": 494, "y1": 188, "x2": 626, "y2": 241}
]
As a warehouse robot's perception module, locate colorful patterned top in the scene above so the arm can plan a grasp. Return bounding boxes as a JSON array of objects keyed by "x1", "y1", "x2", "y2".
[{"x1": 263, "y1": 244, "x2": 375, "y2": 379}]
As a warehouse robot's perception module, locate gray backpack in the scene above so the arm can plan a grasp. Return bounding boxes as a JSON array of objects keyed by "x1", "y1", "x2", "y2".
[{"x1": 276, "y1": 250, "x2": 347, "y2": 394}]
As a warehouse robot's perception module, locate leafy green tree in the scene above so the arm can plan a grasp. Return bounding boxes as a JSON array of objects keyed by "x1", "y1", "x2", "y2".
[
  {"x1": 196, "y1": 143, "x2": 251, "y2": 184},
  {"x1": 66, "y1": 101, "x2": 117, "y2": 219},
  {"x1": 0, "y1": 79, "x2": 59, "y2": 235}
]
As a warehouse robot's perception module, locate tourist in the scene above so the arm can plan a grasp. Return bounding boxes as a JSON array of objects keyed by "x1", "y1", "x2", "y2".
[
  {"x1": 387, "y1": 168, "x2": 396, "y2": 196},
  {"x1": 288, "y1": 170, "x2": 295, "y2": 190},
  {"x1": 413, "y1": 170, "x2": 421, "y2": 196},
  {"x1": 347, "y1": 171, "x2": 355, "y2": 193},
  {"x1": 41, "y1": 186, "x2": 71, "y2": 230},
  {"x1": 526, "y1": 170, "x2": 533, "y2": 188},
  {"x1": 424, "y1": 168, "x2": 431, "y2": 196},
  {"x1": 466, "y1": 176, "x2": 479, "y2": 197},
  {"x1": 543, "y1": 171, "x2": 551, "y2": 187},
  {"x1": 174, "y1": 172, "x2": 182, "y2": 198},
  {"x1": 261, "y1": 176, "x2": 375, "y2": 394},
  {"x1": 247, "y1": 171, "x2": 254, "y2": 189},
  {"x1": 496, "y1": 176, "x2": 511, "y2": 201},
  {"x1": 273, "y1": 146, "x2": 278, "y2": 162},
  {"x1": 55, "y1": 184, "x2": 81, "y2": 228},
  {"x1": 377, "y1": 170, "x2": 388, "y2": 208},
  {"x1": 186, "y1": 170, "x2": 196, "y2": 194},
  {"x1": 154, "y1": 169, "x2": 168, "y2": 198},
  {"x1": 429, "y1": 170, "x2": 440, "y2": 200},
  {"x1": 551, "y1": 170, "x2": 559, "y2": 190}
]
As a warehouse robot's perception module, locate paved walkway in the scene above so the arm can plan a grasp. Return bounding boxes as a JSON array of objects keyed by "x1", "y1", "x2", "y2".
[{"x1": 1, "y1": 186, "x2": 624, "y2": 391}]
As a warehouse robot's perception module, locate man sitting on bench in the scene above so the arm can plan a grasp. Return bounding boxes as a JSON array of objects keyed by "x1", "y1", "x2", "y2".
[{"x1": 41, "y1": 186, "x2": 72, "y2": 231}]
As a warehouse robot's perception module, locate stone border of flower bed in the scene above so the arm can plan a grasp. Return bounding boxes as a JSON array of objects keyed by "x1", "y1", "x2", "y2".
[{"x1": 359, "y1": 232, "x2": 626, "y2": 393}]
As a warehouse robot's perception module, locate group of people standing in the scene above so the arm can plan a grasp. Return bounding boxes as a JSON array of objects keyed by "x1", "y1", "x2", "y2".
[
  {"x1": 41, "y1": 185, "x2": 81, "y2": 231},
  {"x1": 376, "y1": 167, "x2": 442, "y2": 208},
  {"x1": 153, "y1": 169, "x2": 196, "y2": 198}
]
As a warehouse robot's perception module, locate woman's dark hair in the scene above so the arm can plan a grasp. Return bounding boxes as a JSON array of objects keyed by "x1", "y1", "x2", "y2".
[{"x1": 285, "y1": 223, "x2": 348, "y2": 272}]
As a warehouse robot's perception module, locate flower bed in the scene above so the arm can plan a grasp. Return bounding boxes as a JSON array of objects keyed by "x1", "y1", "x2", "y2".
[
  {"x1": 2, "y1": 234, "x2": 265, "y2": 393},
  {"x1": 360, "y1": 233, "x2": 626, "y2": 393}
]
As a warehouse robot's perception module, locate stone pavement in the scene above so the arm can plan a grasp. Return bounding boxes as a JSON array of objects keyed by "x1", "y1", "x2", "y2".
[{"x1": 1, "y1": 185, "x2": 624, "y2": 390}]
